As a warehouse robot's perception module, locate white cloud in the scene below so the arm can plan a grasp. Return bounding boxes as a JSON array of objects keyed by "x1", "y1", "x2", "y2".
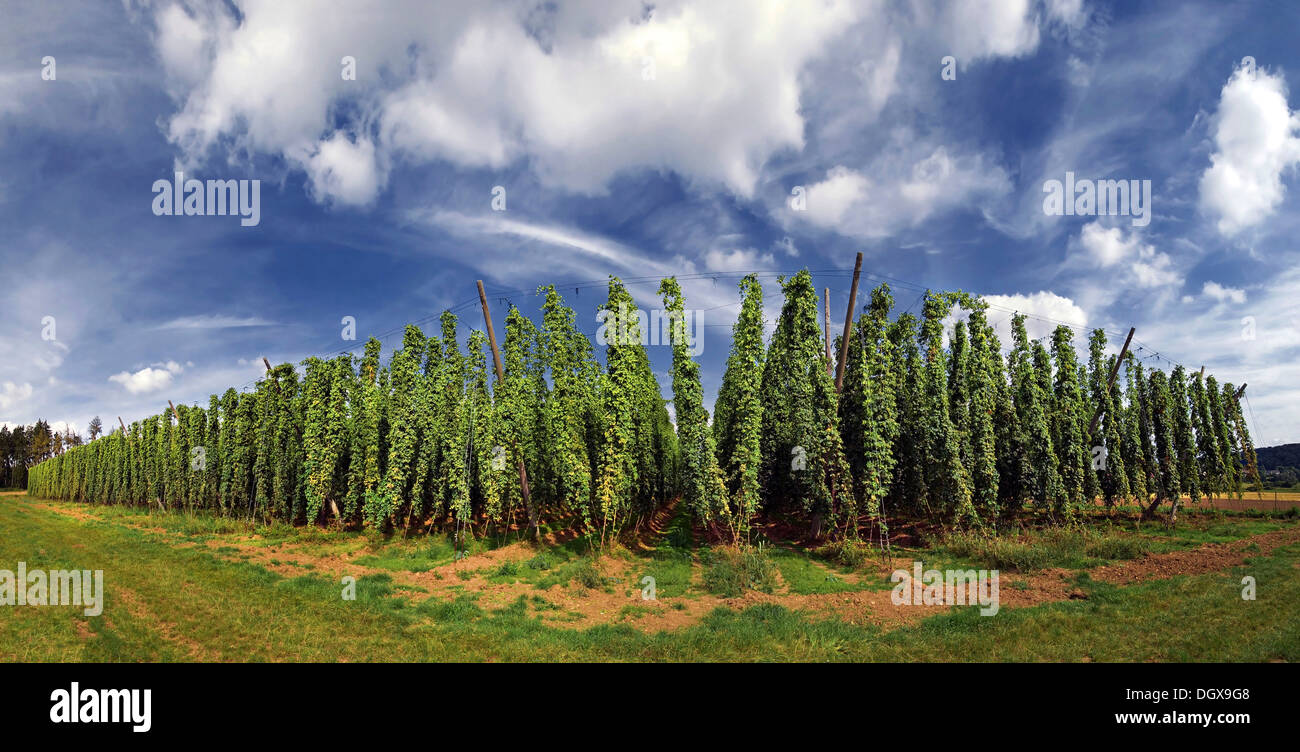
[
  {"x1": 1199, "y1": 64, "x2": 1300, "y2": 236},
  {"x1": 32, "y1": 340, "x2": 70, "y2": 372},
  {"x1": 1126, "y1": 264, "x2": 1300, "y2": 446},
  {"x1": 1076, "y1": 222, "x2": 1129, "y2": 267},
  {"x1": 1202, "y1": 281, "x2": 1246, "y2": 305},
  {"x1": 981, "y1": 291, "x2": 1089, "y2": 345},
  {"x1": 0, "y1": 381, "x2": 34, "y2": 411},
  {"x1": 48, "y1": 421, "x2": 82, "y2": 437},
  {"x1": 924, "y1": 0, "x2": 1041, "y2": 62},
  {"x1": 854, "y1": 38, "x2": 901, "y2": 116},
  {"x1": 155, "y1": 314, "x2": 275, "y2": 330},
  {"x1": 109, "y1": 366, "x2": 177, "y2": 395},
  {"x1": 425, "y1": 210, "x2": 674, "y2": 277},
  {"x1": 1073, "y1": 222, "x2": 1180, "y2": 289},
  {"x1": 154, "y1": 2, "x2": 226, "y2": 91},
  {"x1": 150, "y1": 0, "x2": 861, "y2": 203},
  {"x1": 793, "y1": 145, "x2": 1011, "y2": 239},
  {"x1": 304, "y1": 132, "x2": 384, "y2": 206},
  {"x1": 1130, "y1": 253, "x2": 1180, "y2": 289},
  {"x1": 416, "y1": 210, "x2": 740, "y2": 316},
  {"x1": 1044, "y1": 0, "x2": 1088, "y2": 29},
  {"x1": 703, "y1": 248, "x2": 775, "y2": 272},
  {"x1": 801, "y1": 165, "x2": 869, "y2": 226}
]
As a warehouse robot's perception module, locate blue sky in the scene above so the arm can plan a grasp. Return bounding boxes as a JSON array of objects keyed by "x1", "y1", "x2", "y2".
[{"x1": 2, "y1": 0, "x2": 1298, "y2": 445}]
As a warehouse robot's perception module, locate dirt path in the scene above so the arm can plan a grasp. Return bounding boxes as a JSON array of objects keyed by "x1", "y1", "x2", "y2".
[{"x1": 178, "y1": 518, "x2": 1300, "y2": 632}]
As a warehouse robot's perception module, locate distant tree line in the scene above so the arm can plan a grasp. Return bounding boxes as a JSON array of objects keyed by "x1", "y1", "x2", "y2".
[
  {"x1": 1, "y1": 419, "x2": 92, "y2": 488},
  {"x1": 24, "y1": 273, "x2": 1260, "y2": 541},
  {"x1": 1255, "y1": 443, "x2": 1300, "y2": 488}
]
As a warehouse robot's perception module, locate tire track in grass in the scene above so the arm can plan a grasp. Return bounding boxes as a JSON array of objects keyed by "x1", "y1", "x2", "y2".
[{"x1": 112, "y1": 585, "x2": 215, "y2": 662}]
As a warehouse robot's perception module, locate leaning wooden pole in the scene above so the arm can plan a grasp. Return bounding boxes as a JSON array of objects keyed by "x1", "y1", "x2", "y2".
[
  {"x1": 1088, "y1": 326, "x2": 1135, "y2": 436},
  {"x1": 477, "y1": 280, "x2": 539, "y2": 540},
  {"x1": 1230, "y1": 384, "x2": 1263, "y2": 500},
  {"x1": 824, "y1": 287, "x2": 832, "y2": 376},
  {"x1": 118, "y1": 417, "x2": 127, "y2": 434},
  {"x1": 834, "y1": 252, "x2": 863, "y2": 392}
]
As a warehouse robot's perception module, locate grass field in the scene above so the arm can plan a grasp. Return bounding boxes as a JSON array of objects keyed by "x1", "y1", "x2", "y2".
[{"x1": 2, "y1": 490, "x2": 1298, "y2": 662}]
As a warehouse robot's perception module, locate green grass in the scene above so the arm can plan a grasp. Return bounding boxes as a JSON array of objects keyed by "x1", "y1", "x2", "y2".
[
  {"x1": 627, "y1": 502, "x2": 696, "y2": 598},
  {"x1": 530, "y1": 555, "x2": 596, "y2": 589},
  {"x1": 3, "y1": 493, "x2": 1298, "y2": 662},
  {"x1": 769, "y1": 547, "x2": 878, "y2": 594},
  {"x1": 937, "y1": 526, "x2": 1150, "y2": 572},
  {"x1": 702, "y1": 545, "x2": 779, "y2": 597},
  {"x1": 353, "y1": 538, "x2": 460, "y2": 573}
]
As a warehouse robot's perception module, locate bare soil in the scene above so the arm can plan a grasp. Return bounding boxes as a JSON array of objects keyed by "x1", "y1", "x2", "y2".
[{"x1": 22, "y1": 494, "x2": 1300, "y2": 634}]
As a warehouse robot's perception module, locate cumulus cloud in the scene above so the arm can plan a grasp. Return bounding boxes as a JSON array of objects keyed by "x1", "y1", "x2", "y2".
[
  {"x1": 143, "y1": 0, "x2": 1084, "y2": 211},
  {"x1": 1199, "y1": 64, "x2": 1300, "y2": 236},
  {"x1": 703, "y1": 248, "x2": 775, "y2": 272},
  {"x1": 792, "y1": 145, "x2": 1011, "y2": 239},
  {"x1": 148, "y1": 0, "x2": 861, "y2": 204},
  {"x1": 1072, "y1": 222, "x2": 1180, "y2": 289},
  {"x1": 982, "y1": 291, "x2": 1089, "y2": 344},
  {"x1": 1201, "y1": 281, "x2": 1246, "y2": 305},
  {"x1": 304, "y1": 132, "x2": 384, "y2": 206},
  {"x1": 920, "y1": 0, "x2": 1041, "y2": 62},
  {"x1": 108, "y1": 361, "x2": 184, "y2": 395}
]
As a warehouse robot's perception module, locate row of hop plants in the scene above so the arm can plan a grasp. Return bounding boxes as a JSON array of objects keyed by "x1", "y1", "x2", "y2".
[
  {"x1": 25, "y1": 281, "x2": 678, "y2": 546},
  {"x1": 828, "y1": 285, "x2": 1260, "y2": 541},
  {"x1": 27, "y1": 272, "x2": 1259, "y2": 544}
]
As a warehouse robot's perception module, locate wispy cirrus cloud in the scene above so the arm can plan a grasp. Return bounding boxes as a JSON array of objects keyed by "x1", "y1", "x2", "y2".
[{"x1": 153, "y1": 314, "x2": 277, "y2": 330}]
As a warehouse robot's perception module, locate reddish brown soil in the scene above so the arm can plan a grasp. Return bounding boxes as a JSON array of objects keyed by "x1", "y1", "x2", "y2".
[{"x1": 19, "y1": 494, "x2": 1300, "y2": 634}]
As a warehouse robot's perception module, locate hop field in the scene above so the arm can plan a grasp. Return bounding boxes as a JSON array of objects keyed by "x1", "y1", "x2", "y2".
[{"x1": 4, "y1": 490, "x2": 1298, "y2": 662}]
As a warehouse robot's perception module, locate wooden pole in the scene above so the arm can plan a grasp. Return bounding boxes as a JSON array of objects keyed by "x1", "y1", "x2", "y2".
[
  {"x1": 1230, "y1": 384, "x2": 1262, "y2": 499},
  {"x1": 1088, "y1": 327, "x2": 1135, "y2": 436},
  {"x1": 834, "y1": 252, "x2": 863, "y2": 392},
  {"x1": 261, "y1": 357, "x2": 286, "y2": 398},
  {"x1": 118, "y1": 417, "x2": 127, "y2": 434},
  {"x1": 477, "y1": 280, "x2": 539, "y2": 540},
  {"x1": 168, "y1": 400, "x2": 180, "y2": 423},
  {"x1": 824, "y1": 287, "x2": 832, "y2": 376}
]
